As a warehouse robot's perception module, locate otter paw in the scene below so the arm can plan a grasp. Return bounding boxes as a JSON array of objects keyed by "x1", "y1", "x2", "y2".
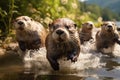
[
  {"x1": 52, "y1": 64, "x2": 59, "y2": 71},
  {"x1": 67, "y1": 54, "x2": 78, "y2": 62},
  {"x1": 18, "y1": 41, "x2": 26, "y2": 51},
  {"x1": 71, "y1": 55, "x2": 78, "y2": 62}
]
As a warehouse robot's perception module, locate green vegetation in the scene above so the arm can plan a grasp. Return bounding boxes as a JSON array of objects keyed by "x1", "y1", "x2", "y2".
[
  {"x1": 0, "y1": 0, "x2": 119, "y2": 41},
  {"x1": 0, "y1": 0, "x2": 81, "y2": 40},
  {"x1": 86, "y1": 0, "x2": 120, "y2": 21},
  {"x1": 0, "y1": 0, "x2": 16, "y2": 40},
  {"x1": 80, "y1": 2, "x2": 120, "y2": 21}
]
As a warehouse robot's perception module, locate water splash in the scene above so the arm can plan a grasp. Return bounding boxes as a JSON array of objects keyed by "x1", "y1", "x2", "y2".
[{"x1": 23, "y1": 41, "x2": 103, "y2": 74}]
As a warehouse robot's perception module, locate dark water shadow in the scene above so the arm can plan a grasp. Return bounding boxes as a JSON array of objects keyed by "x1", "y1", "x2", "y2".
[
  {"x1": 0, "y1": 52, "x2": 23, "y2": 66},
  {"x1": 0, "y1": 72, "x2": 84, "y2": 80}
]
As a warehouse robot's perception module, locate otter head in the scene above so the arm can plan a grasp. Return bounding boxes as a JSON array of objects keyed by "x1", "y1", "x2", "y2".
[
  {"x1": 14, "y1": 16, "x2": 33, "y2": 31},
  {"x1": 82, "y1": 21, "x2": 94, "y2": 31},
  {"x1": 101, "y1": 21, "x2": 116, "y2": 33},
  {"x1": 49, "y1": 18, "x2": 77, "y2": 43}
]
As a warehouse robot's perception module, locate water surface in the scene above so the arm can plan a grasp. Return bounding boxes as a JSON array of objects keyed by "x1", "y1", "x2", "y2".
[{"x1": 0, "y1": 27, "x2": 120, "y2": 80}]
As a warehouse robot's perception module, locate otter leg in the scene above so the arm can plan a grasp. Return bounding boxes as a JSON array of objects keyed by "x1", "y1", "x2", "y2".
[
  {"x1": 67, "y1": 51, "x2": 77, "y2": 62},
  {"x1": 103, "y1": 42, "x2": 108, "y2": 48},
  {"x1": 116, "y1": 39, "x2": 120, "y2": 45},
  {"x1": 18, "y1": 41, "x2": 26, "y2": 51},
  {"x1": 67, "y1": 50, "x2": 79, "y2": 62},
  {"x1": 80, "y1": 38, "x2": 84, "y2": 44},
  {"x1": 113, "y1": 33, "x2": 120, "y2": 45},
  {"x1": 113, "y1": 35, "x2": 120, "y2": 45},
  {"x1": 89, "y1": 37, "x2": 94, "y2": 43},
  {"x1": 72, "y1": 47, "x2": 80, "y2": 62},
  {"x1": 47, "y1": 54, "x2": 59, "y2": 70},
  {"x1": 67, "y1": 45, "x2": 80, "y2": 62}
]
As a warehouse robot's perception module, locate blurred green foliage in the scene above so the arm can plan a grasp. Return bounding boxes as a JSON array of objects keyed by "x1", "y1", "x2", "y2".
[
  {"x1": 0, "y1": 0, "x2": 16, "y2": 40},
  {"x1": 0, "y1": 0, "x2": 119, "y2": 40},
  {"x1": 14, "y1": 0, "x2": 86, "y2": 27},
  {"x1": 80, "y1": 2, "x2": 120, "y2": 21}
]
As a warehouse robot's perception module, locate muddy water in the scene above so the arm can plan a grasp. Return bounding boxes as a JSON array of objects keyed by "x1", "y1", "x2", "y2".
[{"x1": 0, "y1": 40, "x2": 120, "y2": 80}]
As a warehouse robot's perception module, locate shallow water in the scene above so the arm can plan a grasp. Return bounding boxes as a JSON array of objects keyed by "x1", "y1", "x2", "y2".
[
  {"x1": 1, "y1": 28, "x2": 120, "y2": 80},
  {"x1": 0, "y1": 39, "x2": 120, "y2": 80}
]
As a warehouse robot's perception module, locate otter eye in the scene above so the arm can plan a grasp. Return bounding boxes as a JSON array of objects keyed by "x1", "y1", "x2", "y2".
[
  {"x1": 24, "y1": 18, "x2": 28, "y2": 21},
  {"x1": 53, "y1": 25, "x2": 56, "y2": 29},
  {"x1": 103, "y1": 23, "x2": 107, "y2": 26},
  {"x1": 31, "y1": 18, "x2": 33, "y2": 21},
  {"x1": 53, "y1": 24, "x2": 59, "y2": 29},
  {"x1": 65, "y1": 25, "x2": 69, "y2": 29},
  {"x1": 112, "y1": 23, "x2": 115, "y2": 26}
]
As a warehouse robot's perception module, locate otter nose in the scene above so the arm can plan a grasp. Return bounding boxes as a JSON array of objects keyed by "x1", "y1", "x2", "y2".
[
  {"x1": 56, "y1": 30, "x2": 64, "y2": 35},
  {"x1": 18, "y1": 21, "x2": 23, "y2": 25},
  {"x1": 108, "y1": 25, "x2": 112, "y2": 28}
]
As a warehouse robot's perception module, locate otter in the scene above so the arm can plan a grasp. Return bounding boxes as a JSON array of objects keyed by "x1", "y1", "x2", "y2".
[
  {"x1": 95, "y1": 21, "x2": 119, "y2": 54},
  {"x1": 78, "y1": 21, "x2": 94, "y2": 44},
  {"x1": 14, "y1": 16, "x2": 47, "y2": 51},
  {"x1": 45, "y1": 18, "x2": 81, "y2": 70}
]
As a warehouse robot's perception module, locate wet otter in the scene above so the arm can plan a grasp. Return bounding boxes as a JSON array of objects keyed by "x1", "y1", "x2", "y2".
[
  {"x1": 95, "y1": 21, "x2": 119, "y2": 54},
  {"x1": 78, "y1": 21, "x2": 94, "y2": 44},
  {"x1": 45, "y1": 18, "x2": 80, "y2": 70},
  {"x1": 14, "y1": 16, "x2": 47, "y2": 51}
]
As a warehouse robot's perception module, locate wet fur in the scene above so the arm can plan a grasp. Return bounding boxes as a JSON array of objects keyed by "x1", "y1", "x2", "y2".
[
  {"x1": 14, "y1": 16, "x2": 47, "y2": 51},
  {"x1": 46, "y1": 18, "x2": 80, "y2": 70},
  {"x1": 79, "y1": 21, "x2": 94, "y2": 44},
  {"x1": 95, "y1": 21, "x2": 119, "y2": 54}
]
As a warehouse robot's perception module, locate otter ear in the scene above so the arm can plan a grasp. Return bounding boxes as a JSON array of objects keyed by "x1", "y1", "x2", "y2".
[
  {"x1": 30, "y1": 18, "x2": 33, "y2": 21},
  {"x1": 74, "y1": 24, "x2": 77, "y2": 29},
  {"x1": 82, "y1": 23, "x2": 84, "y2": 26},
  {"x1": 49, "y1": 23, "x2": 52, "y2": 27},
  {"x1": 82, "y1": 23, "x2": 87, "y2": 27},
  {"x1": 49, "y1": 23, "x2": 54, "y2": 32},
  {"x1": 112, "y1": 22, "x2": 116, "y2": 26}
]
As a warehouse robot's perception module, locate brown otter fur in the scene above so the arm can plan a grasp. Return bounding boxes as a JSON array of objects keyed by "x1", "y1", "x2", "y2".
[
  {"x1": 14, "y1": 16, "x2": 47, "y2": 51},
  {"x1": 79, "y1": 21, "x2": 94, "y2": 44},
  {"x1": 95, "y1": 21, "x2": 119, "y2": 54},
  {"x1": 45, "y1": 18, "x2": 80, "y2": 70}
]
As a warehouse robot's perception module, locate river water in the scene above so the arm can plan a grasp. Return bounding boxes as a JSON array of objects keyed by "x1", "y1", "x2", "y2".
[{"x1": 0, "y1": 25, "x2": 120, "y2": 80}]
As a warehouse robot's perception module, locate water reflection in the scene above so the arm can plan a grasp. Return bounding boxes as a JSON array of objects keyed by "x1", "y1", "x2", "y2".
[
  {"x1": 1, "y1": 72, "x2": 84, "y2": 80},
  {"x1": 36, "y1": 75, "x2": 84, "y2": 80},
  {"x1": 0, "y1": 41, "x2": 120, "y2": 80},
  {"x1": 1, "y1": 72, "x2": 120, "y2": 80}
]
